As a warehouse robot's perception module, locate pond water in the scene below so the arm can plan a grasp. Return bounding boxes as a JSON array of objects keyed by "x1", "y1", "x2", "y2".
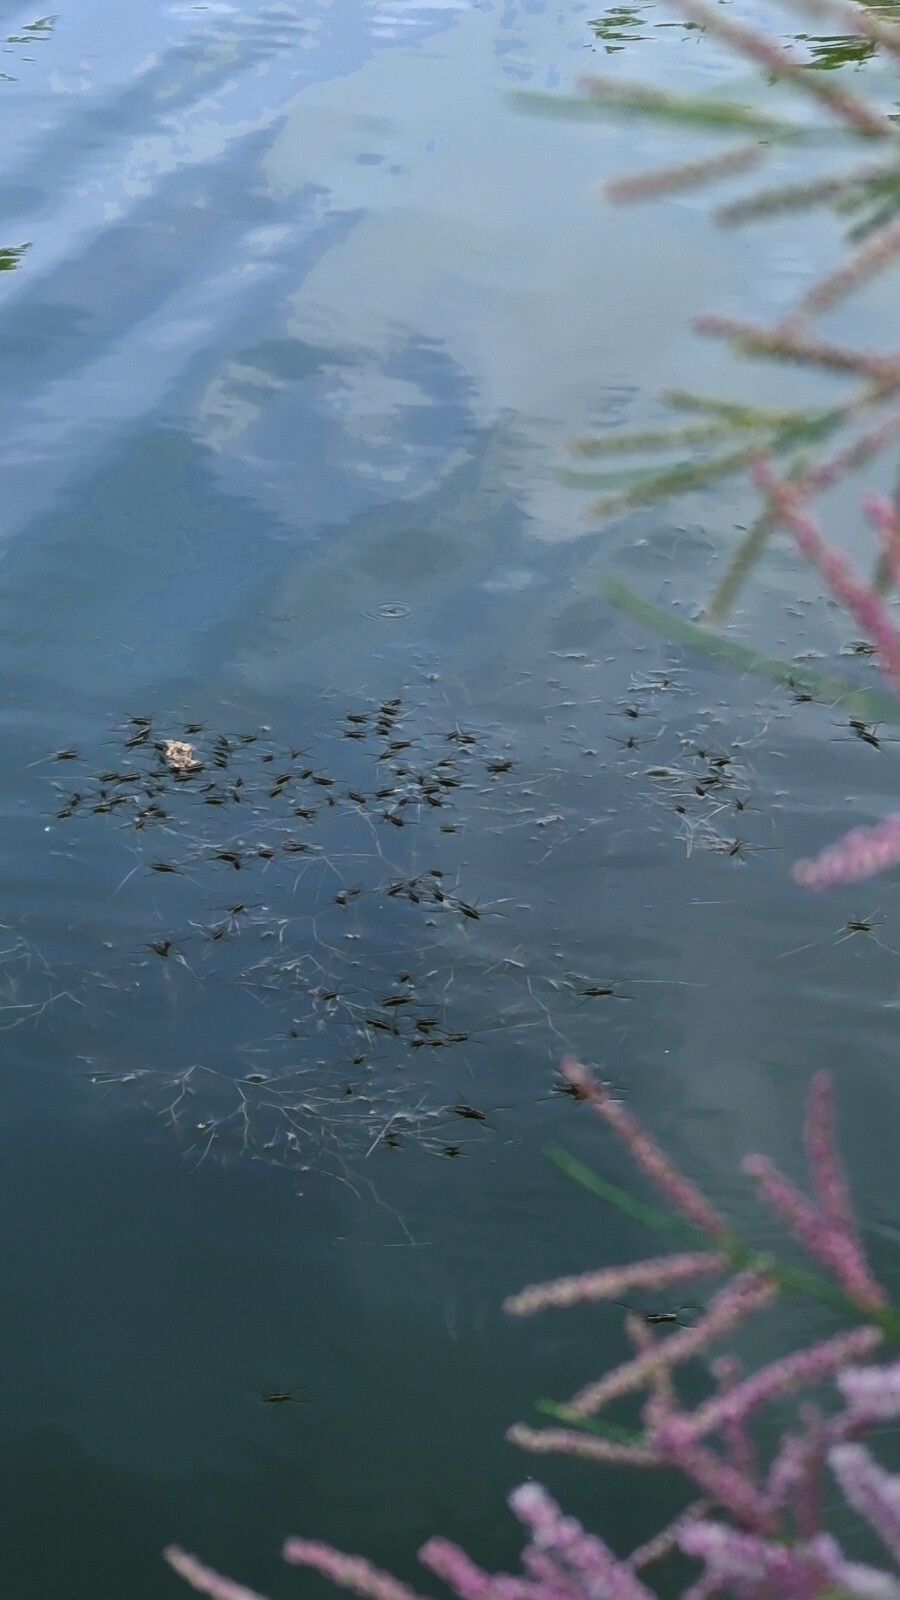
[{"x1": 2, "y1": 2, "x2": 900, "y2": 1596}]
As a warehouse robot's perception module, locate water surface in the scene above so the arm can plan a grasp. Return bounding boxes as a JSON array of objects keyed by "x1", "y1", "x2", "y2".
[{"x1": 2, "y1": 3, "x2": 900, "y2": 1596}]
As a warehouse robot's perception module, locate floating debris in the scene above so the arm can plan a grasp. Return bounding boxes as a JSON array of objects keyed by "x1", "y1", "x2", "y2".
[{"x1": 162, "y1": 739, "x2": 201, "y2": 773}]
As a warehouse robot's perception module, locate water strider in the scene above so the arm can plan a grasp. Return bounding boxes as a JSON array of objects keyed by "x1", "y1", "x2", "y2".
[{"x1": 613, "y1": 1304, "x2": 703, "y2": 1328}]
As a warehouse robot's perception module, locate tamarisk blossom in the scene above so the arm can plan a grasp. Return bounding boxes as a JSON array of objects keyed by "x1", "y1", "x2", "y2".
[
  {"x1": 766, "y1": 1409, "x2": 832, "y2": 1536},
  {"x1": 279, "y1": 1487, "x2": 659, "y2": 1600},
  {"x1": 867, "y1": 493, "x2": 900, "y2": 544},
  {"x1": 626, "y1": 1501, "x2": 711, "y2": 1573},
  {"x1": 867, "y1": 491, "x2": 900, "y2": 592},
  {"x1": 717, "y1": 158, "x2": 900, "y2": 227},
  {"x1": 792, "y1": 817, "x2": 900, "y2": 889},
  {"x1": 839, "y1": 1360, "x2": 900, "y2": 1429},
  {"x1": 711, "y1": 1355, "x2": 758, "y2": 1484},
  {"x1": 744, "y1": 1070, "x2": 886, "y2": 1312},
  {"x1": 743, "y1": 1152, "x2": 885, "y2": 1312},
  {"x1": 280, "y1": 1542, "x2": 434, "y2": 1600},
  {"x1": 802, "y1": 412, "x2": 900, "y2": 495},
  {"x1": 673, "y1": 0, "x2": 895, "y2": 136},
  {"x1": 506, "y1": 1423, "x2": 660, "y2": 1467},
  {"x1": 677, "y1": 1522, "x2": 900, "y2": 1600},
  {"x1": 754, "y1": 458, "x2": 900, "y2": 701},
  {"x1": 521, "y1": 1547, "x2": 596, "y2": 1600},
  {"x1": 564, "y1": 1270, "x2": 776, "y2": 1418},
  {"x1": 831, "y1": 1445, "x2": 900, "y2": 1569},
  {"x1": 165, "y1": 1074, "x2": 900, "y2": 1600},
  {"x1": 509, "y1": 1484, "x2": 656, "y2": 1600},
  {"x1": 696, "y1": 312, "x2": 900, "y2": 381},
  {"x1": 648, "y1": 1413, "x2": 779, "y2": 1532},
  {"x1": 805, "y1": 1073, "x2": 869, "y2": 1250},
  {"x1": 557, "y1": 1058, "x2": 729, "y2": 1241},
  {"x1": 504, "y1": 1252, "x2": 727, "y2": 1317},
  {"x1": 164, "y1": 1548, "x2": 273, "y2": 1600},
  {"x1": 662, "y1": 1325, "x2": 881, "y2": 1447},
  {"x1": 419, "y1": 1539, "x2": 545, "y2": 1600},
  {"x1": 604, "y1": 144, "x2": 764, "y2": 205},
  {"x1": 783, "y1": 214, "x2": 900, "y2": 328}
]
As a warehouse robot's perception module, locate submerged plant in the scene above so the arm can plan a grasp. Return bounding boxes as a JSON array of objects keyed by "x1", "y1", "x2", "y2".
[{"x1": 164, "y1": 1059, "x2": 900, "y2": 1600}]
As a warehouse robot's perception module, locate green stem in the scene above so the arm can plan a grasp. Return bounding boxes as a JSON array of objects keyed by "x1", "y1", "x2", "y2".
[{"x1": 601, "y1": 575, "x2": 900, "y2": 723}]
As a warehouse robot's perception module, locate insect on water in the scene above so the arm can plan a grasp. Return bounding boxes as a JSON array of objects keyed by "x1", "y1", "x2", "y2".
[
  {"x1": 613, "y1": 1302, "x2": 702, "y2": 1328},
  {"x1": 835, "y1": 912, "x2": 900, "y2": 956},
  {"x1": 546, "y1": 1070, "x2": 626, "y2": 1104},
  {"x1": 451, "y1": 1102, "x2": 485, "y2": 1122},
  {"x1": 259, "y1": 1384, "x2": 309, "y2": 1410},
  {"x1": 838, "y1": 717, "x2": 899, "y2": 751},
  {"x1": 838, "y1": 912, "x2": 884, "y2": 942},
  {"x1": 784, "y1": 909, "x2": 900, "y2": 960}
]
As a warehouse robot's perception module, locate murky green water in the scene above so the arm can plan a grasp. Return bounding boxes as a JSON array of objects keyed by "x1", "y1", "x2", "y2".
[{"x1": 2, "y1": 3, "x2": 900, "y2": 1596}]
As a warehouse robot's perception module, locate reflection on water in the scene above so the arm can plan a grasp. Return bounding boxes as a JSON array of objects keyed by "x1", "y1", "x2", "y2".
[{"x1": 1, "y1": 0, "x2": 900, "y2": 1596}]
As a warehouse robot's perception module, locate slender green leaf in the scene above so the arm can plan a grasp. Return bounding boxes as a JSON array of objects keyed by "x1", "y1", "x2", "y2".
[
  {"x1": 663, "y1": 390, "x2": 836, "y2": 430},
  {"x1": 570, "y1": 420, "x2": 774, "y2": 457},
  {"x1": 550, "y1": 1140, "x2": 900, "y2": 1333},
  {"x1": 512, "y1": 86, "x2": 801, "y2": 137},
  {"x1": 601, "y1": 575, "x2": 900, "y2": 722},
  {"x1": 535, "y1": 1399, "x2": 646, "y2": 1444},
  {"x1": 547, "y1": 1144, "x2": 700, "y2": 1237}
]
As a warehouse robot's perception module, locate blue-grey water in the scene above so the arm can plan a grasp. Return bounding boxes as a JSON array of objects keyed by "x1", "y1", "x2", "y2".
[{"x1": 2, "y1": 3, "x2": 900, "y2": 1596}]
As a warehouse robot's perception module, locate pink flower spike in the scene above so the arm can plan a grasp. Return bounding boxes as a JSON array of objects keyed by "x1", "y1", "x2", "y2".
[
  {"x1": 419, "y1": 1541, "x2": 537, "y2": 1600},
  {"x1": 283, "y1": 1541, "x2": 432, "y2": 1600},
  {"x1": 566, "y1": 1270, "x2": 776, "y2": 1417},
  {"x1": 521, "y1": 1549, "x2": 586, "y2": 1600},
  {"x1": 866, "y1": 492, "x2": 900, "y2": 543},
  {"x1": 509, "y1": 1485, "x2": 656, "y2": 1600},
  {"x1": 754, "y1": 459, "x2": 900, "y2": 702},
  {"x1": 627, "y1": 1500, "x2": 711, "y2": 1572},
  {"x1": 809, "y1": 1532, "x2": 900, "y2": 1600},
  {"x1": 417, "y1": 1541, "x2": 496, "y2": 1600},
  {"x1": 697, "y1": 313, "x2": 900, "y2": 382},
  {"x1": 805, "y1": 1074, "x2": 858, "y2": 1236},
  {"x1": 743, "y1": 1152, "x2": 886, "y2": 1310},
  {"x1": 507, "y1": 1423, "x2": 659, "y2": 1467},
  {"x1": 868, "y1": 490, "x2": 900, "y2": 593},
  {"x1": 793, "y1": 815, "x2": 900, "y2": 892},
  {"x1": 787, "y1": 214, "x2": 900, "y2": 323},
  {"x1": 804, "y1": 413, "x2": 900, "y2": 498},
  {"x1": 164, "y1": 1548, "x2": 271, "y2": 1600},
  {"x1": 650, "y1": 1419, "x2": 776, "y2": 1531},
  {"x1": 768, "y1": 1428, "x2": 823, "y2": 1534},
  {"x1": 803, "y1": 1073, "x2": 885, "y2": 1304},
  {"x1": 679, "y1": 1521, "x2": 833, "y2": 1593},
  {"x1": 559, "y1": 1058, "x2": 729, "y2": 1241},
  {"x1": 681, "y1": 1575, "x2": 725, "y2": 1600},
  {"x1": 831, "y1": 1444, "x2": 900, "y2": 1567},
  {"x1": 675, "y1": 1324, "x2": 881, "y2": 1443},
  {"x1": 504, "y1": 1252, "x2": 727, "y2": 1317},
  {"x1": 838, "y1": 1360, "x2": 900, "y2": 1422}
]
